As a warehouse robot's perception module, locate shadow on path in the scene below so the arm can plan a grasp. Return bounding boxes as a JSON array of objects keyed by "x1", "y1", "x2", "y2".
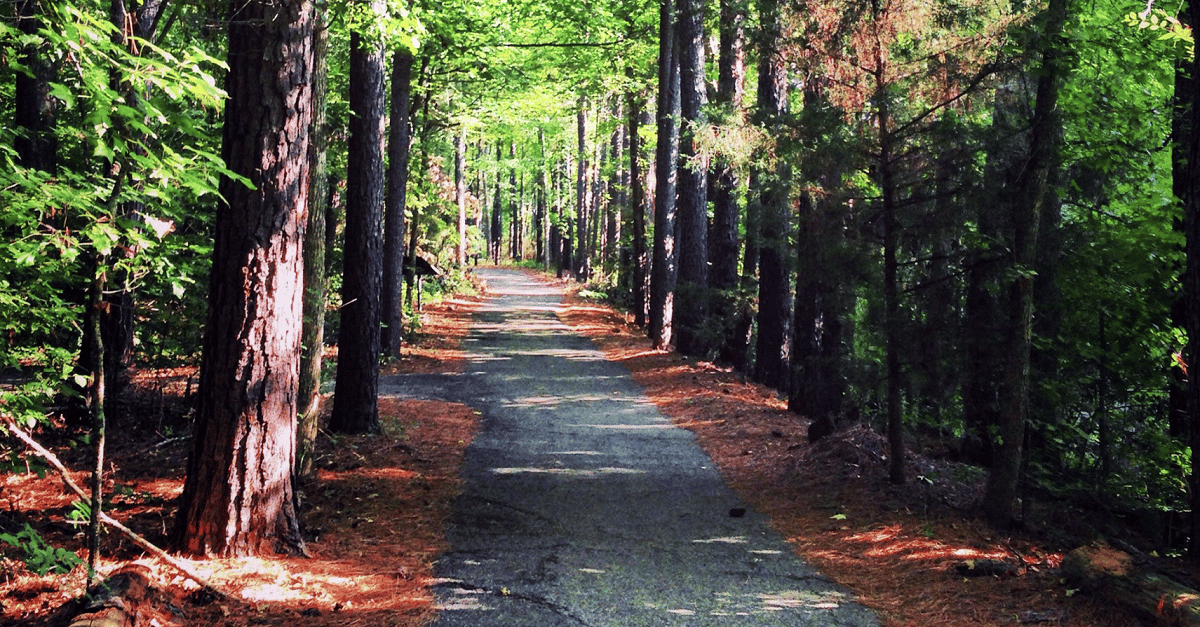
[{"x1": 386, "y1": 268, "x2": 879, "y2": 627}]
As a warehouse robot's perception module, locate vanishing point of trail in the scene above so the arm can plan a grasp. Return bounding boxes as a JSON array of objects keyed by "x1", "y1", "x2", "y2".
[{"x1": 411, "y1": 268, "x2": 879, "y2": 626}]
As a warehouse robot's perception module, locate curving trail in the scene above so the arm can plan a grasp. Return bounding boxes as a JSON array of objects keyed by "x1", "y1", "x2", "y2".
[{"x1": 392, "y1": 268, "x2": 878, "y2": 627}]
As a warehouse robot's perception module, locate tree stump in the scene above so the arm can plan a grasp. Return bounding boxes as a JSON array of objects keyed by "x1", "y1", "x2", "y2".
[{"x1": 1062, "y1": 543, "x2": 1200, "y2": 626}]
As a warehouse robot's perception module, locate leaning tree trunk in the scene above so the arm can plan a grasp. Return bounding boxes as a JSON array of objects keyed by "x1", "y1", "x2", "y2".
[
  {"x1": 650, "y1": 0, "x2": 680, "y2": 348},
  {"x1": 171, "y1": 0, "x2": 312, "y2": 558},
  {"x1": 330, "y1": 3, "x2": 386, "y2": 435}
]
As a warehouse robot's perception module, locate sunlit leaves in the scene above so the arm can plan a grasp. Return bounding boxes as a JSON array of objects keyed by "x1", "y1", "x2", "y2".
[
  {"x1": 1123, "y1": 7, "x2": 1193, "y2": 52},
  {"x1": 0, "y1": 0, "x2": 230, "y2": 426}
]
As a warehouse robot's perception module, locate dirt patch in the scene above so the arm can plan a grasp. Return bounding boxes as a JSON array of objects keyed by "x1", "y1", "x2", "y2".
[{"x1": 550, "y1": 275, "x2": 1143, "y2": 627}]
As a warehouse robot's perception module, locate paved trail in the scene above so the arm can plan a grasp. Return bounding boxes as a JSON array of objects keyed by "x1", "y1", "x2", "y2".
[{"x1": 383, "y1": 268, "x2": 878, "y2": 627}]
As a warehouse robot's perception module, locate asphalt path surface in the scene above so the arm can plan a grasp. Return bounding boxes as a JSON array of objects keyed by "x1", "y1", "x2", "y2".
[{"x1": 382, "y1": 268, "x2": 879, "y2": 627}]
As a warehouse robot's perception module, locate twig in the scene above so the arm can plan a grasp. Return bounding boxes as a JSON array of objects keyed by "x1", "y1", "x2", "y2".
[{"x1": 2, "y1": 417, "x2": 229, "y2": 599}]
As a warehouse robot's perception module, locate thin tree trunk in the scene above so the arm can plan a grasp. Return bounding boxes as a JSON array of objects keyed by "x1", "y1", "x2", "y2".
[
  {"x1": 539, "y1": 128, "x2": 549, "y2": 270},
  {"x1": 607, "y1": 99, "x2": 625, "y2": 271},
  {"x1": 492, "y1": 140, "x2": 503, "y2": 264},
  {"x1": 576, "y1": 99, "x2": 590, "y2": 280},
  {"x1": 628, "y1": 84, "x2": 648, "y2": 328},
  {"x1": 296, "y1": 0, "x2": 330, "y2": 478},
  {"x1": 510, "y1": 141, "x2": 519, "y2": 260},
  {"x1": 867, "y1": 13, "x2": 906, "y2": 483},
  {"x1": 171, "y1": 0, "x2": 312, "y2": 557},
  {"x1": 382, "y1": 50, "x2": 414, "y2": 358},
  {"x1": 457, "y1": 127, "x2": 468, "y2": 266},
  {"x1": 86, "y1": 254, "x2": 106, "y2": 586}
]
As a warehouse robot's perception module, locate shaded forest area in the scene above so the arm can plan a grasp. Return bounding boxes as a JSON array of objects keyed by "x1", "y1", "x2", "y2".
[{"x1": 3, "y1": 0, "x2": 1200, "y2": 622}]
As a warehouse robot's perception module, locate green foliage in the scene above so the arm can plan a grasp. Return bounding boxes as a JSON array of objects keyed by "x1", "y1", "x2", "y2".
[
  {"x1": 1123, "y1": 8, "x2": 1193, "y2": 50},
  {"x1": 0, "y1": 0, "x2": 227, "y2": 422},
  {"x1": 0, "y1": 523, "x2": 83, "y2": 576}
]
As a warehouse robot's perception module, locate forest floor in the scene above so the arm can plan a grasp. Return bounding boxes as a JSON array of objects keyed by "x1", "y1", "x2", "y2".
[{"x1": 0, "y1": 267, "x2": 1148, "y2": 626}]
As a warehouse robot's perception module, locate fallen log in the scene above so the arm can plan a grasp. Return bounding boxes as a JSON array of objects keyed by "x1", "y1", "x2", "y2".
[{"x1": 1062, "y1": 542, "x2": 1200, "y2": 626}]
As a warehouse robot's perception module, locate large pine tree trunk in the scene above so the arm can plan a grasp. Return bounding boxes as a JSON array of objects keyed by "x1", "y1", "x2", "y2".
[
  {"x1": 171, "y1": 0, "x2": 312, "y2": 557},
  {"x1": 674, "y1": 0, "x2": 709, "y2": 356},
  {"x1": 330, "y1": 4, "x2": 386, "y2": 435},
  {"x1": 382, "y1": 50, "x2": 414, "y2": 359},
  {"x1": 650, "y1": 0, "x2": 680, "y2": 348},
  {"x1": 712, "y1": 0, "x2": 745, "y2": 364},
  {"x1": 296, "y1": 0, "x2": 331, "y2": 479},
  {"x1": 752, "y1": 0, "x2": 790, "y2": 391},
  {"x1": 983, "y1": 0, "x2": 1068, "y2": 525}
]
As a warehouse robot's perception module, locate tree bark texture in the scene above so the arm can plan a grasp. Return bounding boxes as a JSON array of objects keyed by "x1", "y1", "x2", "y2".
[
  {"x1": 650, "y1": 0, "x2": 680, "y2": 349},
  {"x1": 789, "y1": 193, "x2": 845, "y2": 425},
  {"x1": 296, "y1": 1, "x2": 330, "y2": 479},
  {"x1": 330, "y1": 13, "x2": 386, "y2": 435},
  {"x1": 382, "y1": 50, "x2": 414, "y2": 359},
  {"x1": 171, "y1": 0, "x2": 313, "y2": 558},
  {"x1": 674, "y1": 0, "x2": 709, "y2": 357},
  {"x1": 510, "y1": 141, "x2": 520, "y2": 260},
  {"x1": 538, "y1": 128, "x2": 549, "y2": 270},
  {"x1": 752, "y1": 0, "x2": 791, "y2": 391},
  {"x1": 710, "y1": 0, "x2": 744, "y2": 293}
]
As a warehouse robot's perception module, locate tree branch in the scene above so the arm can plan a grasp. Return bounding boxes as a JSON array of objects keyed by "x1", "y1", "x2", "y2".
[{"x1": 2, "y1": 417, "x2": 228, "y2": 599}]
